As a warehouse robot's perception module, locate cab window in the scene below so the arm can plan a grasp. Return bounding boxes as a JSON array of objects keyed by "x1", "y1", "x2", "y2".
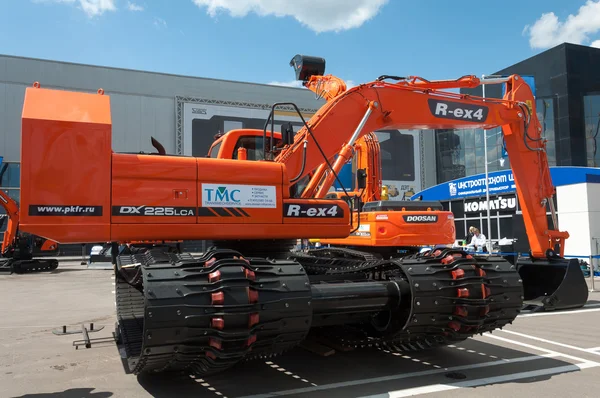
[
  {"x1": 208, "y1": 142, "x2": 222, "y2": 158},
  {"x1": 233, "y1": 136, "x2": 282, "y2": 160}
]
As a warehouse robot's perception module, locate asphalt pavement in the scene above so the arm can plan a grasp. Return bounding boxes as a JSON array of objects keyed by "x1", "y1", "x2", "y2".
[{"x1": 1, "y1": 260, "x2": 599, "y2": 398}]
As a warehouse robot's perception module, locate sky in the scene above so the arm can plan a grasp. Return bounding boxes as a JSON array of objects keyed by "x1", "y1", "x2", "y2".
[{"x1": 1, "y1": 0, "x2": 600, "y2": 88}]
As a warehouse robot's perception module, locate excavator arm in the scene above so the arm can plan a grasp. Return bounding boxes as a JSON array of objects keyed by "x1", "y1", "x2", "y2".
[
  {"x1": 276, "y1": 55, "x2": 564, "y2": 259},
  {"x1": 0, "y1": 163, "x2": 58, "y2": 274}
]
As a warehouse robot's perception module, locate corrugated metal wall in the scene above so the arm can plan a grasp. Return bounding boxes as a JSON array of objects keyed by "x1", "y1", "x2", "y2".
[{"x1": 0, "y1": 54, "x2": 322, "y2": 160}]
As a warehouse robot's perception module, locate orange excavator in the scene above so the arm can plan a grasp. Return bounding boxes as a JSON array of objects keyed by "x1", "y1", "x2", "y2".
[
  {"x1": 0, "y1": 162, "x2": 58, "y2": 274},
  {"x1": 15, "y1": 57, "x2": 588, "y2": 377},
  {"x1": 313, "y1": 131, "x2": 456, "y2": 254}
]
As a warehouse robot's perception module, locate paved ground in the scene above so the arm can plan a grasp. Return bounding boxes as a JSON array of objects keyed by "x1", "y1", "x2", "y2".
[{"x1": 1, "y1": 260, "x2": 600, "y2": 398}]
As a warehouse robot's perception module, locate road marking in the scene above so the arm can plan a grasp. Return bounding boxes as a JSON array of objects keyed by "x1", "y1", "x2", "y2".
[
  {"x1": 190, "y1": 376, "x2": 227, "y2": 398},
  {"x1": 360, "y1": 362, "x2": 598, "y2": 398},
  {"x1": 264, "y1": 361, "x2": 317, "y2": 386},
  {"x1": 482, "y1": 333, "x2": 599, "y2": 366},
  {"x1": 235, "y1": 354, "x2": 556, "y2": 398},
  {"x1": 448, "y1": 344, "x2": 506, "y2": 361},
  {"x1": 586, "y1": 346, "x2": 600, "y2": 351},
  {"x1": 518, "y1": 307, "x2": 600, "y2": 318},
  {"x1": 498, "y1": 329, "x2": 600, "y2": 357},
  {"x1": 378, "y1": 348, "x2": 442, "y2": 369}
]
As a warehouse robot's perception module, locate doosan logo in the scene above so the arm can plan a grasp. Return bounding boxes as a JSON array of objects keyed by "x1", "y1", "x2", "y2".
[{"x1": 403, "y1": 215, "x2": 438, "y2": 223}]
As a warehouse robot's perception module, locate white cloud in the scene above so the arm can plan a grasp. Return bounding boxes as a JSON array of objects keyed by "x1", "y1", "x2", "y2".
[
  {"x1": 35, "y1": 0, "x2": 117, "y2": 17},
  {"x1": 524, "y1": 0, "x2": 600, "y2": 49},
  {"x1": 191, "y1": 0, "x2": 389, "y2": 33},
  {"x1": 127, "y1": 1, "x2": 143, "y2": 11},
  {"x1": 153, "y1": 17, "x2": 167, "y2": 28},
  {"x1": 592, "y1": 40, "x2": 600, "y2": 48}
]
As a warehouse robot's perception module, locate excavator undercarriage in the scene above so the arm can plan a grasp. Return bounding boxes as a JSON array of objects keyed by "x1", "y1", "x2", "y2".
[{"x1": 114, "y1": 243, "x2": 523, "y2": 376}]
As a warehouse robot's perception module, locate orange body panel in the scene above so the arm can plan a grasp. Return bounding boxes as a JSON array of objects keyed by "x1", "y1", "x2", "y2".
[
  {"x1": 320, "y1": 211, "x2": 455, "y2": 247},
  {"x1": 20, "y1": 87, "x2": 112, "y2": 243},
  {"x1": 18, "y1": 86, "x2": 351, "y2": 244},
  {"x1": 111, "y1": 153, "x2": 198, "y2": 224}
]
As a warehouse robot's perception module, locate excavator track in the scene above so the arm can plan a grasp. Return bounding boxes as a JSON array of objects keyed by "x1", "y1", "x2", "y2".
[
  {"x1": 115, "y1": 248, "x2": 313, "y2": 376},
  {"x1": 298, "y1": 248, "x2": 524, "y2": 352},
  {"x1": 289, "y1": 247, "x2": 381, "y2": 275},
  {"x1": 0, "y1": 257, "x2": 59, "y2": 274}
]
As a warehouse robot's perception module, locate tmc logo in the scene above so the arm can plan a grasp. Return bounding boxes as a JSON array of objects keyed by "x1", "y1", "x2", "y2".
[
  {"x1": 449, "y1": 182, "x2": 457, "y2": 196},
  {"x1": 204, "y1": 186, "x2": 241, "y2": 203}
]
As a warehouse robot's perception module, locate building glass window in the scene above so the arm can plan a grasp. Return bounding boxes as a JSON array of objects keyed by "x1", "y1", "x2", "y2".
[
  {"x1": 435, "y1": 129, "x2": 466, "y2": 183},
  {"x1": 585, "y1": 94, "x2": 600, "y2": 167},
  {"x1": 375, "y1": 130, "x2": 415, "y2": 181},
  {"x1": 537, "y1": 98, "x2": 557, "y2": 166},
  {"x1": 434, "y1": 97, "x2": 557, "y2": 184}
]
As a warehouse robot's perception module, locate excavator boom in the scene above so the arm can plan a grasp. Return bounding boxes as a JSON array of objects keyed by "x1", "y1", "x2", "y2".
[{"x1": 278, "y1": 58, "x2": 563, "y2": 259}]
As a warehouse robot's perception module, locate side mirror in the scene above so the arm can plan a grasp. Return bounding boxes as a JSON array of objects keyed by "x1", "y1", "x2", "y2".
[
  {"x1": 357, "y1": 168, "x2": 367, "y2": 190},
  {"x1": 282, "y1": 122, "x2": 295, "y2": 146}
]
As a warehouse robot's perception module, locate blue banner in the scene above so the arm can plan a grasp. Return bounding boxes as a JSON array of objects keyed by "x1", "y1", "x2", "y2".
[
  {"x1": 418, "y1": 169, "x2": 516, "y2": 201},
  {"x1": 412, "y1": 166, "x2": 600, "y2": 202}
]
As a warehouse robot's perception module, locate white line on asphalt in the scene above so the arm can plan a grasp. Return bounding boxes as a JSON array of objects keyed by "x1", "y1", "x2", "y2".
[
  {"x1": 518, "y1": 307, "x2": 600, "y2": 318},
  {"x1": 360, "y1": 362, "x2": 598, "y2": 398},
  {"x1": 498, "y1": 329, "x2": 600, "y2": 357},
  {"x1": 265, "y1": 361, "x2": 317, "y2": 386},
  {"x1": 235, "y1": 353, "x2": 557, "y2": 398},
  {"x1": 586, "y1": 346, "x2": 600, "y2": 351},
  {"x1": 482, "y1": 333, "x2": 600, "y2": 365},
  {"x1": 190, "y1": 376, "x2": 228, "y2": 398}
]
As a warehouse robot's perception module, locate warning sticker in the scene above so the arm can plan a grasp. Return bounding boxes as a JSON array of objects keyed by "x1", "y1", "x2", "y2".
[{"x1": 201, "y1": 183, "x2": 277, "y2": 208}]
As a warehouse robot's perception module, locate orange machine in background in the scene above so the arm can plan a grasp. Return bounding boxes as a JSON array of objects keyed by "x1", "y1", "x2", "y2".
[
  {"x1": 0, "y1": 161, "x2": 58, "y2": 274},
  {"x1": 319, "y1": 132, "x2": 455, "y2": 253},
  {"x1": 208, "y1": 129, "x2": 456, "y2": 256}
]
